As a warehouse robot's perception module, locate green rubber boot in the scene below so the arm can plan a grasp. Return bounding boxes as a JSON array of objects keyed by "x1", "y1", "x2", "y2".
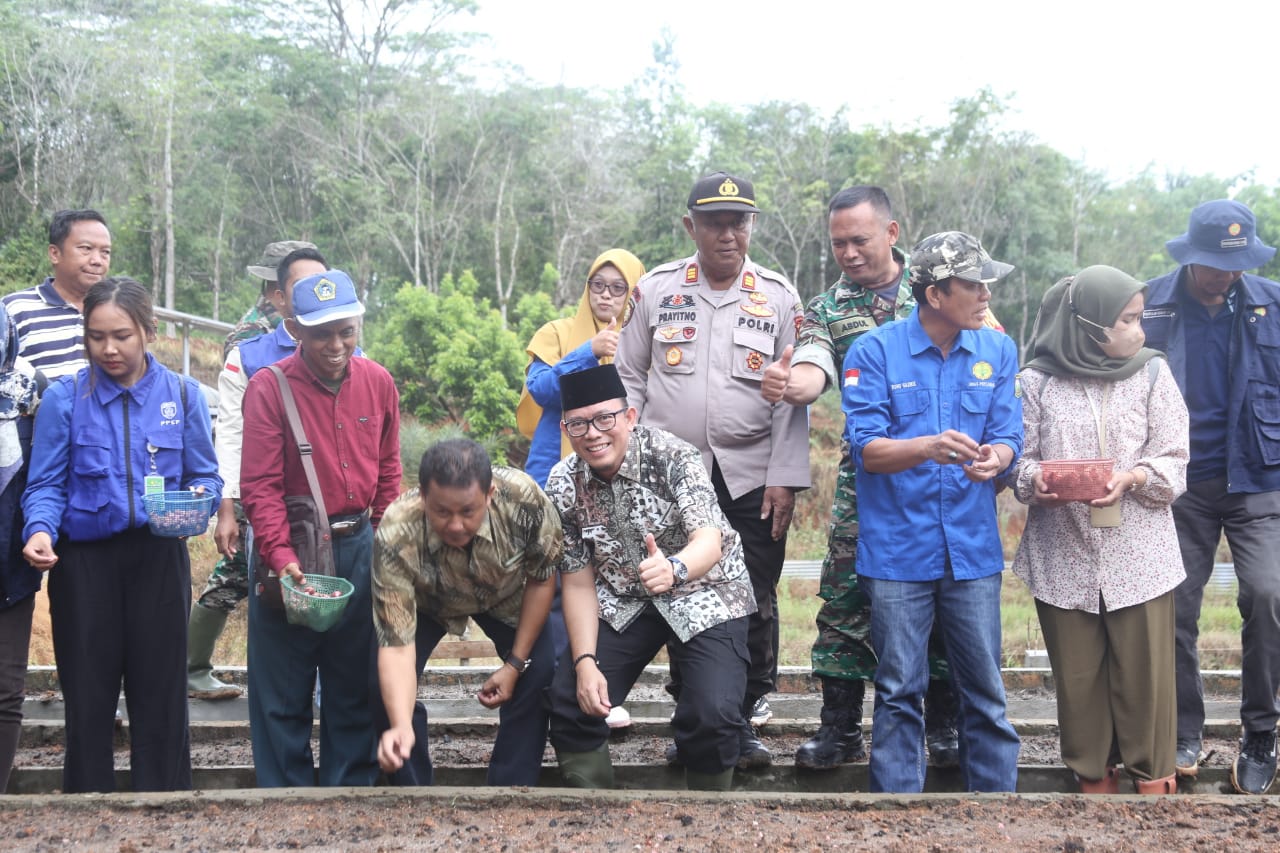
[
  {"x1": 556, "y1": 743, "x2": 615, "y2": 789},
  {"x1": 685, "y1": 767, "x2": 734, "y2": 791},
  {"x1": 187, "y1": 604, "x2": 241, "y2": 700}
]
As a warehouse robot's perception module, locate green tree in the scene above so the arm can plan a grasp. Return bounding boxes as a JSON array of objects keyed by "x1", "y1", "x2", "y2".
[{"x1": 365, "y1": 272, "x2": 525, "y2": 441}]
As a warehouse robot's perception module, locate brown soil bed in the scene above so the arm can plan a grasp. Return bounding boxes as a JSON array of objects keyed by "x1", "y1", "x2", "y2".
[{"x1": 1, "y1": 787, "x2": 1277, "y2": 851}]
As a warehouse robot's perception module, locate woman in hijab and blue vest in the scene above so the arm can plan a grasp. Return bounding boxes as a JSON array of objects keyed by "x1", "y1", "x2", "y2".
[
  {"x1": 22, "y1": 277, "x2": 220, "y2": 793},
  {"x1": 517, "y1": 249, "x2": 645, "y2": 487},
  {"x1": 0, "y1": 305, "x2": 43, "y2": 792},
  {"x1": 1011, "y1": 265, "x2": 1189, "y2": 794}
]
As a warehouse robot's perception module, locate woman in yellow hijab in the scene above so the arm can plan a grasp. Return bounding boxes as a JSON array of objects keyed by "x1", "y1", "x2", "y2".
[{"x1": 518, "y1": 249, "x2": 645, "y2": 486}]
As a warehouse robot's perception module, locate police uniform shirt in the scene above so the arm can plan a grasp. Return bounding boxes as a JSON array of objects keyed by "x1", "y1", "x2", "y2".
[{"x1": 614, "y1": 254, "x2": 810, "y2": 499}]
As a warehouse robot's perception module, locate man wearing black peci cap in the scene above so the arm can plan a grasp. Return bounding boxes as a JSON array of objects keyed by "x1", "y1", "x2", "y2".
[
  {"x1": 614, "y1": 171, "x2": 809, "y2": 770},
  {"x1": 545, "y1": 364, "x2": 755, "y2": 791},
  {"x1": 1143, "y1": 199, "x2": 1280, "y2": 795}
]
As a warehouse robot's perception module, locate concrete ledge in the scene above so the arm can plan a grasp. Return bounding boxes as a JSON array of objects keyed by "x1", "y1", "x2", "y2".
[{"x1": 4, "y1": 764, "x2": 1245, "y2": 796}]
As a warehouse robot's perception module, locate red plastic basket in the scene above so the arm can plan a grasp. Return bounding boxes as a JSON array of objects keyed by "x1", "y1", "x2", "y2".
[{"x1": 1039, "y1": 458, "x2": 1114, "y2": 501}]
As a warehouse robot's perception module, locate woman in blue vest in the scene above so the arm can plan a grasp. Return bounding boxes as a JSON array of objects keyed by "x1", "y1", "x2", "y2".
[{"x1": 22, "y1": 277, "x2": 221, "y2": 793}]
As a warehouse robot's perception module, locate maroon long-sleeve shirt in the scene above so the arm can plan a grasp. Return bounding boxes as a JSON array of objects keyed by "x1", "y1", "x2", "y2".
[{"x1": 241, "y1": 351, "x2": 401, "y2": 574}]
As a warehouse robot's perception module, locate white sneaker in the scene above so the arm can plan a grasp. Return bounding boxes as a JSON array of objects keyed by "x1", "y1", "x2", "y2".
[
  {"x1": 605, "y1": 705, "x2": 632, "y2": 729},
  {"x1": 749, "y1": 697, "x2": 772, "y2": 727}
]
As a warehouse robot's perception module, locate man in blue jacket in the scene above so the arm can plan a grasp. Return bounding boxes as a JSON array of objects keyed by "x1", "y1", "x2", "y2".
[{"x1": 1143, "y1": 199, "x2": 1280, "y2": 795}]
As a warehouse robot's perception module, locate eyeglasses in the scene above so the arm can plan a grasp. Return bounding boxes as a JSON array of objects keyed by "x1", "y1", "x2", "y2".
[
  {"x1": 562, "y1": 406, "x2": 627, "y2": 437},
  {"x1": 588, "y1": 279, "x2": 628, "y2": 297}
]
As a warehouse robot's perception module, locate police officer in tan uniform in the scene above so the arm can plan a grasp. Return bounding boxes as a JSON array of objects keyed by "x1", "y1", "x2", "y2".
[{"x1": 615, "y1": 171, "x2": 810, "y2": 769}]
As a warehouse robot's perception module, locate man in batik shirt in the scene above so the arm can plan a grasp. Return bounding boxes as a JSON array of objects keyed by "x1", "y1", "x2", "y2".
[
  {"x1": 544, "y1": 364, "x2": 755, "y2": 791},
  {"x1": 372, "y1": 438, "x2": 560, "y2": 787}
]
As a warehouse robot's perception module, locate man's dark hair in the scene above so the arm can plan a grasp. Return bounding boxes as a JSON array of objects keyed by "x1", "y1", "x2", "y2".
[
  {"x1": 910, "y1": 276, "x2": 952, "y2": 305},
  {"x1": 274, "y1": 247, "x2": 328, "y2": 293},
  {"x1": 419, "y1": 438, "x2": 493, "y2": 494},
  {"x1": 49, "y1": 209, "x2": 108, "y2": 248},
  {"x1": 828, "y1": 186, "x2": 892, "y2": 219}
]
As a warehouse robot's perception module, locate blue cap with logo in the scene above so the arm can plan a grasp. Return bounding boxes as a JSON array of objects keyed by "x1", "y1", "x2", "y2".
[{"x1": 291, "y1": 270, "x2": 366, "y2": 327}]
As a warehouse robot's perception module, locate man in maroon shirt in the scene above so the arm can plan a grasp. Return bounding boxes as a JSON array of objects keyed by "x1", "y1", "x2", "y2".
[{"x1": 241, "y1": 269, "x2": 402, "y2": 787}]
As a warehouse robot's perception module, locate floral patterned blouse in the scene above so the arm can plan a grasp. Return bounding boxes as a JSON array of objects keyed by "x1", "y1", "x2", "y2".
[{"x1": 1010, "y1": 360, "x2": 1189, "y2": 612}]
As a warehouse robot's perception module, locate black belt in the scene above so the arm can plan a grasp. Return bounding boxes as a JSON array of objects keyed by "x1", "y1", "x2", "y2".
[{"x1": 329, "y1": 510, "x2": 370, "y2": 538}]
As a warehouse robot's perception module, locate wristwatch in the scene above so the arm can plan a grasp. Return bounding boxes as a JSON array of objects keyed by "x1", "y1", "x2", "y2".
[
  {"x1": 669, "y1": 556, "x2": 689, "y2": 587},
  {"x1": 504, "y1": 654, "x2": 532, "y2": 674}
]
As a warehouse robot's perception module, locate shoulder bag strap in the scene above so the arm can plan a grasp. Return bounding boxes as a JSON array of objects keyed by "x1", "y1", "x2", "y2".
[{"x1": 267, "y1": 365, "x2": 332, "y2": 540}]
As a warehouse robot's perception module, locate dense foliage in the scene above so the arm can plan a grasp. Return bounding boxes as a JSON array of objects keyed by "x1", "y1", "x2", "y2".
[{"x1": 4, "y1": 0, "x2": 1279, "y2": 450}]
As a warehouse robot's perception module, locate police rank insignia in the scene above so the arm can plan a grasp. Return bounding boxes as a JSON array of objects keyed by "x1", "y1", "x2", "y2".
[
  {"x1": 748, "y1": 291, "x2": 768, "y2": 304},
  {"x1": 658, "y1": 325, "x2": 697, "y2": 341},
  {"x1": 746, "y1": 351, "x2": 764, "y2": 371},
  {"x1": 741, "y1": 272, "x2": 756, "y2": 291},
  {"x1": 685, "y1": 264, "x2": 699, "y2": 283},
  {"x1": 660, "y1": 293, "x2": 693, "y2": 309},
  {"x1": 972, "y1": 361, "x2": 993, "y2": 381},
  {"x1": 313, "y1": 277, "x2": 337, "y2": 301},
  {"x1": 665, "y1": 347, "x2": 683, "y2": 366},
  {"x1": 741, "y1": 303, "x2": 774, "y2": 318}
]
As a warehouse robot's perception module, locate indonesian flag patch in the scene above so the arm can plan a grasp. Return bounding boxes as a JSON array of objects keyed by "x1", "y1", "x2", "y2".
[{"x1": 843, "y1": 368, "x2": 860, "y2": 387}]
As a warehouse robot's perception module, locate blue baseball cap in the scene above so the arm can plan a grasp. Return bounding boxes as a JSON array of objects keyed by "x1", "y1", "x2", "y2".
[{"x1": 291, "y1": 270, "x2": 366, "y2": 327}]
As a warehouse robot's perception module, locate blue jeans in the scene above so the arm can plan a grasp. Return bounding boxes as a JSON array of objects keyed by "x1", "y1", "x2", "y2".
[
  {"x1": 248, "y1": 523, "x2": 378, "y2": 787},
  {"x1": 863, "y1": 571, "x2": 1019, "y2": 793}
]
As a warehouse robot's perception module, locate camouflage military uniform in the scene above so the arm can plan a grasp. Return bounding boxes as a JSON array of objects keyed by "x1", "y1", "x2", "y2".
[
  {"x1": 795, "y1": 246, "x2": 997, "y2": 682},
  {"x1": 197, "y1": 298, "x2": 282, "y2": 612}
]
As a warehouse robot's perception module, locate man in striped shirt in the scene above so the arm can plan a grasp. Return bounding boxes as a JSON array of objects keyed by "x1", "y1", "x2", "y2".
[{"x1": 2, "y1": 210, "x2": 111, "y2": 380}]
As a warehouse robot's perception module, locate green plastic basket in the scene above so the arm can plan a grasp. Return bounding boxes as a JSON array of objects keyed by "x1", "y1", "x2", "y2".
[
  {"x1": 280, "y1": 574, "x2": 355, "y2": 632},
  {"x1": 143, "y1": 491, "x2": 215, "y2": 537}
]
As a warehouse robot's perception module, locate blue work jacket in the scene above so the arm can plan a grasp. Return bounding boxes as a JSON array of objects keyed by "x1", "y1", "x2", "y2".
[
  {"x1": 843, "y1": 309, "x2": 1022, "y2": 582},
  {"x1": 23, "y1": 355, "x2": 222, "y2": 544},
  {"x1": 1143, "y1": 269, "x2": 1280, "y2": 494}
]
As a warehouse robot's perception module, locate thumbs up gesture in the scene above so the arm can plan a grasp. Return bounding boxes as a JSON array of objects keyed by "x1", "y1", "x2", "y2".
[
  {"x1": 591, "y1": 317, "x2": 620, "y2": 359},
  {"x1": 638, "y1": 533, "x2": 674, "y2": 595},
  {"x1": 760, "y1": 344, "x2": 794, "y2": 403}
]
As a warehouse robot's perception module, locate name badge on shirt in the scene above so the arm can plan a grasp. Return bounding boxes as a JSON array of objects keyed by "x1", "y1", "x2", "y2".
[{"x1": 144, "y1": 475, "x2": 165, "y2": 495}]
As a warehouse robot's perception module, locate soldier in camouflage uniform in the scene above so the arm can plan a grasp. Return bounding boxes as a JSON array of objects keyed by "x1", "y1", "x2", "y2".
[
  {"x1": 763, "y1": 188, "x2": 1001, "y2": 769},
  {"x1": 186, "y1": 241, "x2": 317, "y2": 699}
]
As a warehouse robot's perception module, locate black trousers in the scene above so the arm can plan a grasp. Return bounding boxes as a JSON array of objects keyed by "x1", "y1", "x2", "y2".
[
  {"x1": 49, "y1": 527, "x2": 192, "y2": 793},
  {"x1": 372, "y1": 612, "x2": 554, "y2": 786},
  {"x1": 549, "y1": 606, "x2": 749, "y2": 774},
  {"x1": 712, "y1": 461, "x2": 787, "y2": 704}
]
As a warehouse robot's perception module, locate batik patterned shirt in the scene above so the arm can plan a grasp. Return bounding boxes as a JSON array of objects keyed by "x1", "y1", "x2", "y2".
[
  {"x1": 545, "y1": 424, "x2": 755, "y2": 642},
  {"x1": 371, "y1": 467, "x2": 564, "y2": 646}
]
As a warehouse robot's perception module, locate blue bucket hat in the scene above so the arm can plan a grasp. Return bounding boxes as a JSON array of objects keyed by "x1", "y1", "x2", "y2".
[
  {"x1": 291, "y1": 270, "x2": 366, "y2": 327},
  {"x1": 1166, "y1": 199, "x2": 1276, "y2": 271}
]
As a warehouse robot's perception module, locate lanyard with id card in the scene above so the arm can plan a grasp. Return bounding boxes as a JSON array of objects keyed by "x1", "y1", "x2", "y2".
[{"x1": 144, "y1": 442, "x2": 165, "y2": 496}]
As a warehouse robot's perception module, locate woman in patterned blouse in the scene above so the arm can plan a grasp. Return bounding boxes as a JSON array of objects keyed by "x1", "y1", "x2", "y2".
[{"x1": 1011, "y1": 265, "x2": 1189, "y2": 795}]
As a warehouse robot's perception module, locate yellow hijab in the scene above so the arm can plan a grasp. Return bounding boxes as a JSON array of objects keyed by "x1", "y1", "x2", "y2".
[{"x1": 516, "y1": 249, "x2": 645, "y2": 454}]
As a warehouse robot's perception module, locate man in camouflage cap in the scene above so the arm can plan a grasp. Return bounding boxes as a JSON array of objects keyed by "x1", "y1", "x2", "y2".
[
  {"x1": 186, "y1": 240, "x2": 320, "y2": 700},
  {"x1": 222, "y1": 241, "x2": 318, "y2": 357},
  {"x1": 842, "y1": 230, "x2": 1022, "y2": 793}
]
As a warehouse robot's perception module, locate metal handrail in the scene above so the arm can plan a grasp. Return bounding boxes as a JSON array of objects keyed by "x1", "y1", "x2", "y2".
[{"x1": 154, "y1": 306, "x2": 235, "y2": 378}]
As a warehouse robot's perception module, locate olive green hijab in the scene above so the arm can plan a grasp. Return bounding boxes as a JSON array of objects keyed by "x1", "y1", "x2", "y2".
[{"x1": 1024, "y1": 264, "x2": 1160, "y2": 381}]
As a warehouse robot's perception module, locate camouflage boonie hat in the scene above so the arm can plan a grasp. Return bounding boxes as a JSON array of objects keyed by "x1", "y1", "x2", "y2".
[
  {"x1": 246, "y1": 240, "x2": 317, "y2": 281},
  {"x1": 909, "y1": 231, "x2": 1013, "y2": 287}
]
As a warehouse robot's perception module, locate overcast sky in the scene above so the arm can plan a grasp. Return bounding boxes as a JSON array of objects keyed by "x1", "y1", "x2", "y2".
[{"x1": 443, "y1": 0, "x2": 1280, "y2": 187}]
